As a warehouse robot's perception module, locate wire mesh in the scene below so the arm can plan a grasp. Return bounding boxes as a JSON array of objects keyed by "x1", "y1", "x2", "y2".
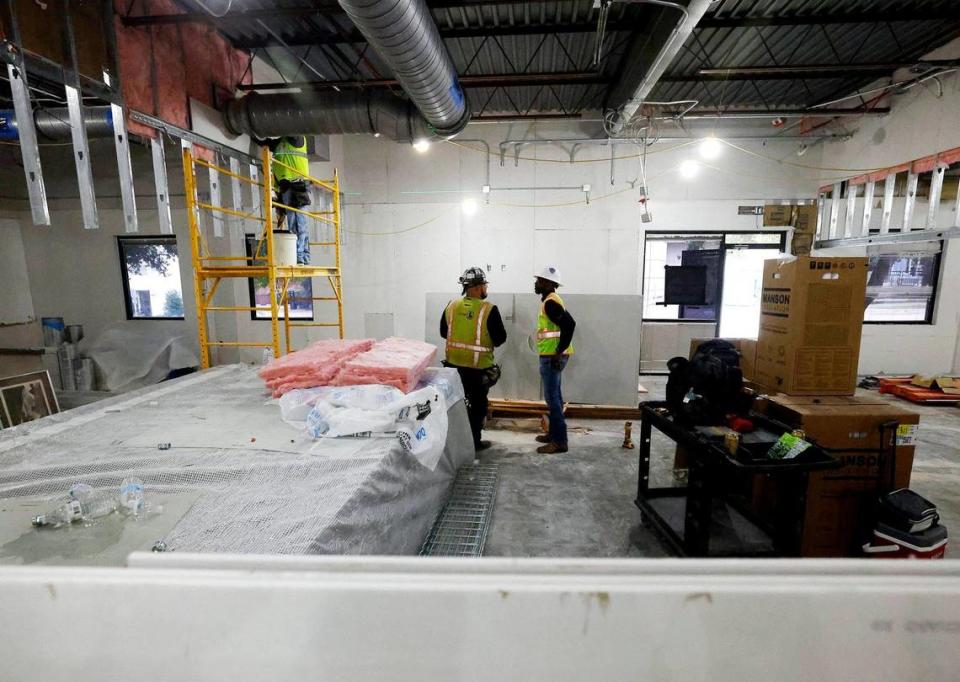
[{"x1": 420, "y1": 463, "x2": 499, "y2": 557}]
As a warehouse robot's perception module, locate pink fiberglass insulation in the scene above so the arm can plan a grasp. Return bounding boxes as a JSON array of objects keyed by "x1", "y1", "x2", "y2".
[
  {"x1": 334, "y1": 337, "x2": 437, "y2": 393},
  {"x1": 258, "y1": 339, "x2": 374, "y2": 397}
]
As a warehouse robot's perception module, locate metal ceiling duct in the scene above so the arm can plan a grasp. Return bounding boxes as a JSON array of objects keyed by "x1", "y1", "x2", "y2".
[
  {"x1": 604, "y1": 0, "x2": 713, "y2": 133},
  {"x1": 223, "y1": 91, "x2": 431, "y2": 143},
  {"x1": 0, "y1": 106, "x2": 114, "y2": 141},
  {"x1": 337, "y1": 0, "x2": 470, "y2": 137}
]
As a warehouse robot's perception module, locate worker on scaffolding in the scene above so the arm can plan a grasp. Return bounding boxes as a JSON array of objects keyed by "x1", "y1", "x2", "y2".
[
  {"x1": 534, "y1": 266, "x2": 576, "y2": 454},
  {"x1": 267, "y1": 136, "x2": 312, "y2": 265},
  {"x1": 440, "y1": 267, "x2": 506, "y2": 453}
]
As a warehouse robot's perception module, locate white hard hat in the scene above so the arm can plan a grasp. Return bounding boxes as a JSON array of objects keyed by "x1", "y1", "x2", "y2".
[{"x1": 535, "y1": 265, "x2": 563, "y2": 286}]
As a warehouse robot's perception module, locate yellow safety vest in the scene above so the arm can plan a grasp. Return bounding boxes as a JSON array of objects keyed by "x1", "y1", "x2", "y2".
[
  {"x1": 272, "y1": 138, "x2": 309, "y2": 183},
  {"x1": 445, "y1": 297, "x2": 495, "y2": 369},
  {"x1": 537, "y1": 292, "x2": 574, "y2": 356}
]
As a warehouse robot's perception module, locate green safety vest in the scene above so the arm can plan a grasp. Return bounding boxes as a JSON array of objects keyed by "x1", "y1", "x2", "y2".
[
  {"x1": 272, "y1": 138, "x2": 309, "y2": 183},
  {"x1": 537, "y1": 292, "x2": 574, "y2": 356},
  {"x1": 444, "y1": 297, "x2": 495, "y2": 369}
]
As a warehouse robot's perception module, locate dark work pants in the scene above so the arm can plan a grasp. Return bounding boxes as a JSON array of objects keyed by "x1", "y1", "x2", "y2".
[
  {"x1": 454, "y1": 366, "x2": 489, "y2": 449},
  {"x1": 539, "y1": 355, "x2": 569, "y2": 446}
]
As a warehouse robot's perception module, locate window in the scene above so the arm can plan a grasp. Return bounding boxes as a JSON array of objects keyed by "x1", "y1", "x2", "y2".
[
  {"x1": 118, "y1": 236, "x2": 184, "y2": 320},
  {"x1": 642, "y1": 234, "x2": 723, "y2": 321},
  {"x1": 642, "y1": 232, "x2": 786, "y2": 331},
  {"x1": 864, "y1": 247, "x2": 941, "y2": 324},
  {"x1": 245, "y1": 234, "x2": 314, "y2": 320}
]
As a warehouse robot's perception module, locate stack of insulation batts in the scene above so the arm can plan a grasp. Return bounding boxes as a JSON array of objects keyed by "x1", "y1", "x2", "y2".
[{"x1": 259, "y1": 337, "x2": 437, "y2": 397}]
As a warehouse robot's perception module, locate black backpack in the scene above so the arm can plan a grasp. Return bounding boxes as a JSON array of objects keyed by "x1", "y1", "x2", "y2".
[{"x1": 666, "y1": 339, "x2": 746, "y2": 424}]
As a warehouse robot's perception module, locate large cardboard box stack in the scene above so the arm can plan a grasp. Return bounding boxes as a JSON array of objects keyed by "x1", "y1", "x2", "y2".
[
  {"x1": 689, "y1": 338, "x2": 757, "y2": 382},
  {"x1": 755, "y1": 256, "x2": 868, "y2": 396},
  {"x1": 755, "y1": 394, "x2": 920, "y2": 556}
]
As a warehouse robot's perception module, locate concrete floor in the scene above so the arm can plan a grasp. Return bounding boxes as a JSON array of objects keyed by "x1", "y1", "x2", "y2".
[{"x1": 480, "y1": 377, "x2": 960, "y2": 558}]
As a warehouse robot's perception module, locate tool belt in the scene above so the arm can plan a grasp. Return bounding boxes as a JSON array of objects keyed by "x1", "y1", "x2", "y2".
[
  {"x1": 277, "y1": 179, "x2": 311, "y2": 208},
  {"x1": 443, "y1": 361, "x2": 502, "y2": 389}
]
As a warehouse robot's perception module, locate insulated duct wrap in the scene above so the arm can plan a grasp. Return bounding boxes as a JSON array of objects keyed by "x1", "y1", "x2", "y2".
[
  {"x1": 223, "y1": 91, "x2": 430, "y2": 143},
  {"x1": 337, "y1": 0, "x2": 470, "y2": 136}
]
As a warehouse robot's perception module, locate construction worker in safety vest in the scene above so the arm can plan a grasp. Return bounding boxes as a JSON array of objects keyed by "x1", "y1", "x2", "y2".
[
  {"x1": 534, "y1": 265, "x2": 576, "y2": 454},
  {"x1": 440, "y1": 267, "x2": 507, "y2": 453},
  {"x1": 268, "y1": 136, "x2": 311, "y2": 264}
]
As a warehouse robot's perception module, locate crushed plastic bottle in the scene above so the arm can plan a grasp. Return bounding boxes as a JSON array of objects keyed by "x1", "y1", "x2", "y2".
[
  {"x1": 33, "y1": 490, "x2": 118, "y2": 528},
  {"x1": 119, "y1": 477, "x2": 145, "y2": 515},
  {"x1": 69, "y1": 483, "x2": 93, "y2": 500}
]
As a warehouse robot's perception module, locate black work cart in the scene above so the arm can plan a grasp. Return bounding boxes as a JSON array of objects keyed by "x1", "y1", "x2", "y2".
[{"x1": 635, "y1": 401, "x2": 843, "y2": 557}]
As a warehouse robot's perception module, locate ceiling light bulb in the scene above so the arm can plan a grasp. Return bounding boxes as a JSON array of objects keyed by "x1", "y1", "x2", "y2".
[
  {"x1": 699, "y1": 136, "x2": 722, "y2": 160},
  {"x1": 679, "y1": 159, "x2": 700, "y2": 179},
  {"x1": 462, "y1": 197, "x2": 479, "y2": 216},
  {"x1": 413, "y1": 139, "x2": 431, "y2": 153}
]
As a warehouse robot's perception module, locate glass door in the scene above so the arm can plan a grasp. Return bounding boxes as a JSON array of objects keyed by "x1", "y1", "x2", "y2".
[{"x1": 717, "y1": 233, "x2": 785, "y2": 338}]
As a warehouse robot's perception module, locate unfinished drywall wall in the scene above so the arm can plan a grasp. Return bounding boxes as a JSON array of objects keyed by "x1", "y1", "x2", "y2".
[
  {"x1": 0, "y1": 219, "x2": 34, "y2": 325},
  {"x1": 0, "y1": 139, "x2": 204, "y2": 370},
  {"x1": 425, "y1": 292, "x2": 643, "y2": 405},
  {"x1": 336, "y1": 121, "x2": 818, "y2": 369},
  {"x1": 815, "y1": 37, "x2": 960, "y2": 375}
]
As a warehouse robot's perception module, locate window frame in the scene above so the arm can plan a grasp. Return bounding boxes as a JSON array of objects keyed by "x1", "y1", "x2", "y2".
[
  {"x1": 244, "y1": 234, "x2": 315, "y2": 322},
  {"x1": 117, "y1": 235, "x2": 185, "y2": 321},
  {"x1": 641, "y1": 230, "x2": 787, "y2": 323},
  {"x1": 862, "y1": 244, "x2": 943, "y2": 326}
]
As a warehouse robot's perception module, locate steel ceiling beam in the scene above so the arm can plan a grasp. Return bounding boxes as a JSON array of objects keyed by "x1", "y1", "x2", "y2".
[
  {"x1": 124, "y1": 6, "x2": 960, "y2": 29},
  {"x1": 238, "y1": 71, "x2": 610, "y2": 92},
  {"x1": 122, "y1": 1, "x2": 578, "y2": 27},
  {"x1": 698, "y1": 10, "x2": 960, "y2": 29},
  {"x1": 229, "y1": 20, "x2": 641, "y2": 49},
  {"x1": 661, "y1": 60, "x2": 960, "y2": 81},
  {"x1": 673, "y1": 107, "x2": 890, "y2": 119}
]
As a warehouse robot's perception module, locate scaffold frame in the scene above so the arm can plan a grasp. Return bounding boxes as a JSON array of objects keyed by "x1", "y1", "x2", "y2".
[{"x1": 183, "y1": 146, "x2": 344, "y2": 368}]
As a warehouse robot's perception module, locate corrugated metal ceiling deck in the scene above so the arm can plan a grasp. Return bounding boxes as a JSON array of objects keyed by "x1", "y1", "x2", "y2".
[{"x1": 166, "y1": 0, "x2": 960, "y2": 117}]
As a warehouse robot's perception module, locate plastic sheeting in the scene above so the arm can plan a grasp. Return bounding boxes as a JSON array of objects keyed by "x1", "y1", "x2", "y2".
[
  {"x1": 0, "y1": 365, "x2": 473, "y2": 558},
  {"x1": 79, "y1": 323, "x2": 199, "y2": 392}
]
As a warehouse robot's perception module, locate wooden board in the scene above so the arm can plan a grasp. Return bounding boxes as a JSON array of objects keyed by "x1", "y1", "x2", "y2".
[{"x1": 488, "y1": 399, "x2": 641, "y2": 420}]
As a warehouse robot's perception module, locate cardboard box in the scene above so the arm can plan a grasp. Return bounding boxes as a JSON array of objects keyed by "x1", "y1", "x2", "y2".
[
  {"x1": 791, "y1": 232, "x2": 815, "y2": 257},
  {"x1": 763, "y1": 204, "x2": 794, "y2": 227},
  {"x1": 910, "y1": 375, "x2": 960, "y2": 395},
  {"x1": 754, "y1": 393, "x2": 920, "y2": 557},
  {"x1": 755, "y1": 256, "x2": 868, "y2": 395},
  {"x1": 689, "y1": 338, "x2": 757, "y2": 382},
  {"x1": 792, "y1": 204, "x2": 819, "y2": 234}
]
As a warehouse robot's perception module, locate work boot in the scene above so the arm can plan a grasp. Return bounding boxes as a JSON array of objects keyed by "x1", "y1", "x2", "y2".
[
  {"x1": 476, "y1": 440, "x2": 492, "y2": 451},
  {"x1": 536, "y1": 442, "x2": 568, "y2": 454},
  {"x1": 535, "y1": 434, "x2": 551, "y2": 443}
]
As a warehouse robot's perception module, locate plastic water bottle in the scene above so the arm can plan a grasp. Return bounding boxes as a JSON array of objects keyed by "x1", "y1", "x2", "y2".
[
  {"x1": 119, "y1": 477, "x2": 145, "y2": 515},
  {"x1": 33, "y1": 490, "x2": 117, "y2": 527},
  {"x1": 69, "y1": 483, "x2": 93, "y2": 500},
  {"x1": 306, "y1": 403, "x2": 332, "y2": 437}
]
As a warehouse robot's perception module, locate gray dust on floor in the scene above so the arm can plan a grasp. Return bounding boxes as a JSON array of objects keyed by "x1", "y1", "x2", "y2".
[
  {"x1": 479, "y1": 396, "x2": 673, "y2": 558},
  {"x1": 479, "y1": 376, "x2": 960, "y2": 559}
]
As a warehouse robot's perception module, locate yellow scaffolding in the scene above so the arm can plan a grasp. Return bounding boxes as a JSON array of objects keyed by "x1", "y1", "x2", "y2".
[{"x1": 183, "y1": 146, "x2": 344, "y2": 368}]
